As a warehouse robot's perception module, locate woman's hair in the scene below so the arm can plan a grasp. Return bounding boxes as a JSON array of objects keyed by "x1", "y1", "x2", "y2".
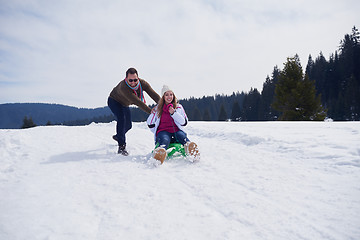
[{"x1": 157, "y1": 92, "x2": 178, "y2": 118}]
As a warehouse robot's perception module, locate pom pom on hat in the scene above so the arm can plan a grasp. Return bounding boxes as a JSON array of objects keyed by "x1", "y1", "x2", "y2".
[{"x1": 161, "y1": 85, "x2": 173, "y2": 96}]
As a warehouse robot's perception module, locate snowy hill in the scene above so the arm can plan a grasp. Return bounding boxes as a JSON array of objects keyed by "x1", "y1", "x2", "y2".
[{"x1": 1, "y1": 121, "x2": 359, "y2": 240}]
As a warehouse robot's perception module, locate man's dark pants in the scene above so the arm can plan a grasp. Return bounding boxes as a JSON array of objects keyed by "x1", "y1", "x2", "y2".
[{"x1": 107, "y1": 97, "x2": 132, "y2": 146}]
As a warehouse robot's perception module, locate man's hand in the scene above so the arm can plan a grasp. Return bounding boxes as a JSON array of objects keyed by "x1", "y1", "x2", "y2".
[{"x1": 151, "y1": 106, "x2": 157, "y2": 113}]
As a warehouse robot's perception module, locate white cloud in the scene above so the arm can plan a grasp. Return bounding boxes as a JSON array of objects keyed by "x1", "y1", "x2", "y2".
[{"x1": 1, "y1": 0, "x2": 359, "y2": 107}]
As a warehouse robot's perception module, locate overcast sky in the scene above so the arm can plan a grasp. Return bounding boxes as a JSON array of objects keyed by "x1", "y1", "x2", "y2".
[{"x1": 1, "y1": 0, "x2": 359, "y2": 108}]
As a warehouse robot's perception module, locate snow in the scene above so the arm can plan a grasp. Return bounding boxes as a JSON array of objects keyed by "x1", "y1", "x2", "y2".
[{"x1": 1, "y1": 121, "x2": 360, "y2": 240}]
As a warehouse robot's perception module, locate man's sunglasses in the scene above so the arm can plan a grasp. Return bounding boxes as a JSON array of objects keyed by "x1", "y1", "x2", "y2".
[{"x1": 128, "y1": 78, "x2": 138, "y2": 83}]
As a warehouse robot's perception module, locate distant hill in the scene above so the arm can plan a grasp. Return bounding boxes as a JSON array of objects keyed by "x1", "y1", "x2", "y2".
[{"x1": 0, "y1": 103, "x2": 113, "y2": 129}]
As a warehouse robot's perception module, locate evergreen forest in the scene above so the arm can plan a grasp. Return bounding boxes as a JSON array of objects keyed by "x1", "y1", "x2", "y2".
[
  {"x1": 180, "y1": 26, "x2": 360, "y2": 121},
  {"x1": 1, "y1": 26, "x2": 359, "y2": 129}
]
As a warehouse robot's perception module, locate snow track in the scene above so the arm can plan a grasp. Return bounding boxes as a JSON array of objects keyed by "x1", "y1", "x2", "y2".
[{"x1": 1, "y1": 121, "x2": 360, "y2": 240}]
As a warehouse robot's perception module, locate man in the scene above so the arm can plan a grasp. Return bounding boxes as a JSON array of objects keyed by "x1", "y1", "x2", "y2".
[{"x1": 108, "y1": 67, "x2": 160, "y2": 155}]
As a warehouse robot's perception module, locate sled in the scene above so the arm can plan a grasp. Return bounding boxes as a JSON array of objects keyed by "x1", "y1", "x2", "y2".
[
  {"x1": 154, "y1": 142, "x2": 187, "y2": 159},
  {"x1": 152, "y1": 141, "x2": 200, "y2": 165}
]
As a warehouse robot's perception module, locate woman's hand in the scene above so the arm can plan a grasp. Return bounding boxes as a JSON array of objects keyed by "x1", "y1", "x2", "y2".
[{"x1": 169, "y1": 106, "x2": 175, "y2": 115}]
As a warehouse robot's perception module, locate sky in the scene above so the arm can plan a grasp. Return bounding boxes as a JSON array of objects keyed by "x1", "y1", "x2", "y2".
[{"x1": 0, "y1": 0, "x2": 359, "y2": 108}]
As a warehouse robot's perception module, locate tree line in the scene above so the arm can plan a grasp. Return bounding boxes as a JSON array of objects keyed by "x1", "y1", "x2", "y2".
[
  {"x1": 20, "y1": 26, "x2": 359, "y2": 128},
  {"x1": 182, "y1": 26, "x2": 360, "y2": 121}
]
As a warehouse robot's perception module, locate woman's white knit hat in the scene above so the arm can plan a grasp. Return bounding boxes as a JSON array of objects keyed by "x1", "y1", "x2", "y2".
[{"x1": 161, "y1": 85, "x2": 173, "y2": 96}]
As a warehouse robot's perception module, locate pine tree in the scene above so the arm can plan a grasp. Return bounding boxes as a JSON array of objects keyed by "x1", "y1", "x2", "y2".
[
  {"x1": 337, "y1": 26, "x2": 360, "y2": 119},
  {"x1": 218, "y1": 104, "x2": 227, "y2": 121},
  {"x1": 344, "y1": 75, "x2": 360, "y2": 120},
  {"x1": 242, "y1": 88, "x2": 261, "y2": 121},
  {"x1": 298, "y1": 75, "x2": 327, "y2": 120},
  {"x1": 351, "y1": 26, "x2": 360, "y2": 44},
  {"x1": 202, "y1": 108, "x2": 211, "y2": 121},
  {"x1": 305, "y1": 54, "x2": 314, "y2": 76},
  {"x1": 273, "y1": 55, "x2": 327, "y2": 120},
  {"x1": 21, "y1": 116, "x2": 37, "y2": 129},
  {"x1": 259, "y1": 66, "x2": 280, "y2": 120},
  {"x1": 192, "y1": 107, "x2": 202, "y2": 121},
  {"x1": 230, "y1": 101, "x2": 241, "y2": 121}
]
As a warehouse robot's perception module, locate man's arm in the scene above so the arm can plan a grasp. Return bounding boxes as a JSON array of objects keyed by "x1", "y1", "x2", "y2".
[{"x1": 141, "y1": 79, "x2": 160, "y2": 104}]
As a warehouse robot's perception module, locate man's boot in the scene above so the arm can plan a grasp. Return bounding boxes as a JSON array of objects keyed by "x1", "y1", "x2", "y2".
[
  {"x1": 118, "y1": 144, "x2": 129, "y2": 156},
  {"x1": 113, "y1": 135, "x2": 118, "y2": 142}
]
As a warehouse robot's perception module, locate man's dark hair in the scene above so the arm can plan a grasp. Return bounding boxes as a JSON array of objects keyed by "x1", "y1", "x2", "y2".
[{"x1": 126, "y1": 68, "x2": 138, "y2": 77}]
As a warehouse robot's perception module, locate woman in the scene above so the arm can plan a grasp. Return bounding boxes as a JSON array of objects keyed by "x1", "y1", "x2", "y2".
[{"x1": 147, "y1": 85, "x2": 199, "y2": 163}]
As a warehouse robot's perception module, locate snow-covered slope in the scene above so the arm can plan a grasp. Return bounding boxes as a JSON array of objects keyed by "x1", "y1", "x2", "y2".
[{"x1": 1, "y1": 121, "x2": 359, "y2": 240}]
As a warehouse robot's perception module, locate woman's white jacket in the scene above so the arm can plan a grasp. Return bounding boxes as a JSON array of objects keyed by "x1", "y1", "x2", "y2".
[{"x1": 146, "y1": 104, "x2": 188, "y2": 141}]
